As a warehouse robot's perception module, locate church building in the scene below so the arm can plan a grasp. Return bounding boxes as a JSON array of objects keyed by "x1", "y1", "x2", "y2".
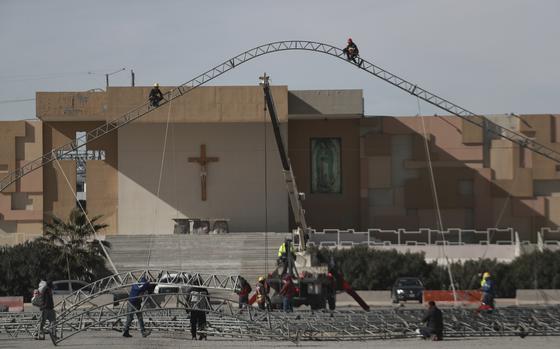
[{"x1": 0, "y1": 85, "x2": 559, "y2": 244}]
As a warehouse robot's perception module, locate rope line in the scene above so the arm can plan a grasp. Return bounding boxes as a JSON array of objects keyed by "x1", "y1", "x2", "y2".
[
  {"x1": 416, "y1": 97, "x2": 458, "y2": 303},
  {"x1": 52, "y1": 152, "x2": 119, "y2": 276}
]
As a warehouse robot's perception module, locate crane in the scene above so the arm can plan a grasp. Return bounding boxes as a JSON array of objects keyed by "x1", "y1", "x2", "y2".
[{"x1": 259, "y1": 73, "x2": 310, "y2": 252}]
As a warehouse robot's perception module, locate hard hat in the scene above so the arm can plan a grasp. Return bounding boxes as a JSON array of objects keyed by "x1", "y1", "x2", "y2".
[
  {"x1": 258, "y1": 276, "x2": 265, "y2": 282},
  {"x1": 154, "y1": 83, "x2": 159, "y2": 87},
  {"x1": 483, "y1": 272, "x2": 491, "y2": 278},
  {"x1": 348, "y1": 38, "x2": 353, "y2": 43}
]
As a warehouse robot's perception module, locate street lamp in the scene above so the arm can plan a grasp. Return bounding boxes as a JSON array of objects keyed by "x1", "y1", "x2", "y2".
[{"x1": 105, "y1": 68, "x2": 126, "y2": 89}]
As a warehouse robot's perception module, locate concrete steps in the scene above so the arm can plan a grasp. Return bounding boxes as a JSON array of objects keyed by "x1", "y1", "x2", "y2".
[{"x1": 106, "y1": 233, "x2": 289, "y2": 282}]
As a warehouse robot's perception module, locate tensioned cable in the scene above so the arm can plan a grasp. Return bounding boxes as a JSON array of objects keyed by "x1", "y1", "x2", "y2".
[
  {"x1": 146, "y1": 97, "x2": 174, "y2": 268},
  {"x1": 52, "y1": 151, "x2": 119, "y2": 276},
  {"x1": 263, "y1": 91, "x2": 269, "y2": 275},
  {"x1": 416, "y1": 97, "x2": 458, "y2": 303}
]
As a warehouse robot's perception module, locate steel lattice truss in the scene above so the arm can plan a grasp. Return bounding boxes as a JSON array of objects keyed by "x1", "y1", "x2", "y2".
[
  {"x1": 2, "y1": 40, "x2": 559, "y2": 192},
  {"x1": 3, "y1": 302, "x2": 560, "y2": 344},
  {"x1": 56, "y1": 269, "x2": 242, "y2": 315}
]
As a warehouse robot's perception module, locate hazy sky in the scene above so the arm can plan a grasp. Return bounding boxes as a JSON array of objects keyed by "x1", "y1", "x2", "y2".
[{"x1": 1, "y1": 0, "x2": 559, "y2": 120}]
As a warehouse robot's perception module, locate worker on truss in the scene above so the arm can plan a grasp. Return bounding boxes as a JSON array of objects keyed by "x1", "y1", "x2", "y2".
[
  {"x1": 149, "y1": 83, "x2": 164, "y2": 107},
  {"x1": 343, "y1": 38, "x2": 360, "y2": 64}
]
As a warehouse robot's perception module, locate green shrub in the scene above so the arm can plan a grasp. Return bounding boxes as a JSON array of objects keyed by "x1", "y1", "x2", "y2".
[{"x1": 314, "y1": 247, "x2": 560, "y2": 298}]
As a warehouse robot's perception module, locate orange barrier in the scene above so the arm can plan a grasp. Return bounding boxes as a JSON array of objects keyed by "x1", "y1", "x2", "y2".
[
  {"x1": 0, "y1": 296, "x2": 24, "y2": 312},
  {"x1": 423, "y1": 290, "x2": 481, "y2": 303}
]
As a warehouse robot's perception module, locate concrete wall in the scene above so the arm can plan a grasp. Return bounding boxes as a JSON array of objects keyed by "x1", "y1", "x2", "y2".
[
  {"x1": 288, "y1": 118, "x2": 361, "y2": 230},
  {"x1": 118, "y1": 123, "x2": 288, "y2": 234},
  {"x1": 42, "y1": 122, "x2": 118, "y2": 234},
  {"x1": 360, "y1": 114, "x2": 560, "y2": 241},
  {"x1": 37, "y1": 86, "x2": 289, "y2": 123},
  {"x1": 0, "y1": 120, "x2": 43, "y2": 245}
]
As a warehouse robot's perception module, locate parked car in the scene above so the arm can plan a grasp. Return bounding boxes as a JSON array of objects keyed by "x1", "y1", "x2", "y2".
[
  {"x1": 391, "y1": 277, "x2": 424, "y2": 303},
  {"x1": 153, "y1": 273, "x2": 191, "y2": 295},
  {"x1": 52, "y1": 280, "x2": 91, "y2": 295}
]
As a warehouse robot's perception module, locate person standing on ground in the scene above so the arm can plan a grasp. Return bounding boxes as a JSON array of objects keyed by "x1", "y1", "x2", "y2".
[
  {"x1": 418, "y1": 301, "x2": 443, "y2": 341},
  {"x1": 37, "y1": 280, "x2": 56, "y2": 340},
  {"x1": 122, "y1": 277, "x2": 151, "y2": 338},
  {"x1": 237, "y1": 277, "x2": 252, "y2": 309},
  {"x1": 480, "y1": 272, "x2": 496, "y2": 309},
  {"x1": 280, "y1": 274, "x2": 296, "y2": 312},
  {"x1": 255, "y1": 276, "x2": 270, "y2": 311},
  {"x1": 189, "y1": 287, "x2": 209, "y2": 340}
]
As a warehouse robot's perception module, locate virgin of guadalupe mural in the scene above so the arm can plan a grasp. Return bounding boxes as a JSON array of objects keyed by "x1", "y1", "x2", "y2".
[{"x1": 311, "y1": 138, "x2": 341, "y2": 193}]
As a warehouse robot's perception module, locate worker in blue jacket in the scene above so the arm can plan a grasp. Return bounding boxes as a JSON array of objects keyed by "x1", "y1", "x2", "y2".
[{"x1": 123, "y1": 276, "x2": 152, "y2": 338}]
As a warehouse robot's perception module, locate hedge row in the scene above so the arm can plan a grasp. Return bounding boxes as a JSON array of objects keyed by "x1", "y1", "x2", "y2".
[
  {"x1": 0, "y1": 241, "x2": 111, "y2": 301},
  {"x1": 314, "y1": 246, "x2": 560, "y2": 298}
]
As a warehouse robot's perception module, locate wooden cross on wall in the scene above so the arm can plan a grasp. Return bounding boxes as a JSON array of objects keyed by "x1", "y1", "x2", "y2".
[{"x1": 188, "y1": 144, "x2": 219, "y2": 201}]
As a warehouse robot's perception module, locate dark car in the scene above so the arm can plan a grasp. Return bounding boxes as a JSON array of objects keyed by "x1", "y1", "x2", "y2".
[{"x1": 391, "y1": 277, "x2": 424, "y2": 303}]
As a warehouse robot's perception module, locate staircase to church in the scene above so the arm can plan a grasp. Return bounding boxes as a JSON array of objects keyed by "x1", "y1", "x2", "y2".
[{"x1": 105, "y1": 233, "x2": 289, "y2": 282}]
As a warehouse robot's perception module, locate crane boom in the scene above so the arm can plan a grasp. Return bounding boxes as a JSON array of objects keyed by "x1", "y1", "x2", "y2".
[
  {"x1": 259, "y1": 74, "x2": 309, "y2": 251},
  {"x1": 2, "y1": 40, "x2": 558, "y2": 193}
]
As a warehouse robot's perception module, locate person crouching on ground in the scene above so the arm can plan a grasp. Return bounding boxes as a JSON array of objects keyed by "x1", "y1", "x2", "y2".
[{"x1": 419, "y1": 301, "x2": 443, "y2": 341}]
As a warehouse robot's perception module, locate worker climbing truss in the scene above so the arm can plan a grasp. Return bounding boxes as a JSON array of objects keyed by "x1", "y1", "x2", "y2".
[{"x1": 1, "y1": 40, "x2": 559, "y2": 192}]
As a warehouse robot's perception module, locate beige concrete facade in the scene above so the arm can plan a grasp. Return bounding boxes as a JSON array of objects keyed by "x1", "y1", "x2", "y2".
[
  {"x1": 118, "y1": 123, "x2": 288, "y2": 234},
  {"x1": 2, "y1": 85, "x2": 560, "y2": 244},
  {"x1": 359, "y1": 114, "x2": 560, "y2": 242},
  {"x1": 0, "y1": 120, "x2": 43, "y2": 244}
]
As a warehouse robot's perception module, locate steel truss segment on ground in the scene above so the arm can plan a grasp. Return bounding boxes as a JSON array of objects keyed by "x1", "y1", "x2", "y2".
[
  {"x1": 57, "y1": 269, "x2": 243, "y2": 316},
  {"x1": 3, "y1": 306, "x2": 560, "y2": 342},
  {"x1": 4, "y1": 40, "x2": 557, "y2": 191}
]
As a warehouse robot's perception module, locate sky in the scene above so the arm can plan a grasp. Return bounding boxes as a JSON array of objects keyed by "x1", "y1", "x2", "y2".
[{"x1": 0, "y1": 0, "x2": 559, "y2": 120}]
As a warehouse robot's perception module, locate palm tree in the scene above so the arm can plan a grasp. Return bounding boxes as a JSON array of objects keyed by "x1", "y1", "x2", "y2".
[{"x1": 39, "y1": 208, "x2": 111, "y2": 281}]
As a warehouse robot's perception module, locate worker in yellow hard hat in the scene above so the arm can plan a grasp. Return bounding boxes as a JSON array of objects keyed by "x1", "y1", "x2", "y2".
[
  {"x1": 479, "y1": 271, "x2": 495, "y2": 310},
  {"x1": 255, "y1": 276, "x2": 269, "y2": 310},
  {"x1": 149, "y1": 83, "x2": 163, "y2": 107},
  {"x1": 480, "y1": 272, "x2": 491, "y2": 287}
]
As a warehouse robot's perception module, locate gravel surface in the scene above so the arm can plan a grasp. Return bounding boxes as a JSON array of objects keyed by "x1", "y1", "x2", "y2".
[{"x1": 2, "y1": 333, "x2": 560, "y2": 349}]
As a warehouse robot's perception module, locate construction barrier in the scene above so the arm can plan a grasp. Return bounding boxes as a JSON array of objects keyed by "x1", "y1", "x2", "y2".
[
  {"x1": 0, "y1": 296, "x2": 24, "y2": 312},
  {"x1": 423, "y1": 290, "x2": 481, "y2": 303}
]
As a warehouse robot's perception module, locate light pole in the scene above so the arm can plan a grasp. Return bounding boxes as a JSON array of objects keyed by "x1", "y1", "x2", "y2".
[{"x1": 105, "y1": 68, "x2": 126, "y2": 90}]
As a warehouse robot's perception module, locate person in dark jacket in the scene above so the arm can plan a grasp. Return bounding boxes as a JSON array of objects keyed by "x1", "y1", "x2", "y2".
[
  {"x1": 188, "y1": 287, "x2": 209, "y2": 340},
  {"x1": 122, "y1": 277, "x2": 151, "y2": 338},
  {"x1": 36, "y1": 280, "x2": 56, "y2": 340},
  {"x1": 149, "y1": 83, "x2": 164, "y2": 107},
  {"x1": 419, "y1": 301, "x2": 443, "y2": 340},
  {"x1": 342, "y1": 38, "x2": 359, "y2": 63}
]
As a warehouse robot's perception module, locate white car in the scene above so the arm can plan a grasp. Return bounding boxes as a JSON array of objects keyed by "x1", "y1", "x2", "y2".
[{"x1": 153, "y1": 273, "x2": 191, "y2": 295}]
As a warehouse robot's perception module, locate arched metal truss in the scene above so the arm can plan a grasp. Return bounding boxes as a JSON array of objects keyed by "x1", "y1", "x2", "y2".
[
  {"x1": 2, "y1": 40, "x2": 560, "y2": 192},
  {"x1": 55, "y1": 269, "x2": 243, "y2": 315}
]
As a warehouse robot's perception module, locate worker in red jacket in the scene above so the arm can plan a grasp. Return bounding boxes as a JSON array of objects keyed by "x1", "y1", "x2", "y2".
[
  {"x1": 280, "y1": 274, "x2": 296, "y2": 312},
  {"x1": 236, "y1": 277, "x2": 252, "y2": 309}
]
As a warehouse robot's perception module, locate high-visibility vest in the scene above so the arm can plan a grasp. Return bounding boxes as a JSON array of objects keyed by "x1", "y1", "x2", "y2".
[{"x1": 278, "y1": 242, "x2": 294, "y2": 257}]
